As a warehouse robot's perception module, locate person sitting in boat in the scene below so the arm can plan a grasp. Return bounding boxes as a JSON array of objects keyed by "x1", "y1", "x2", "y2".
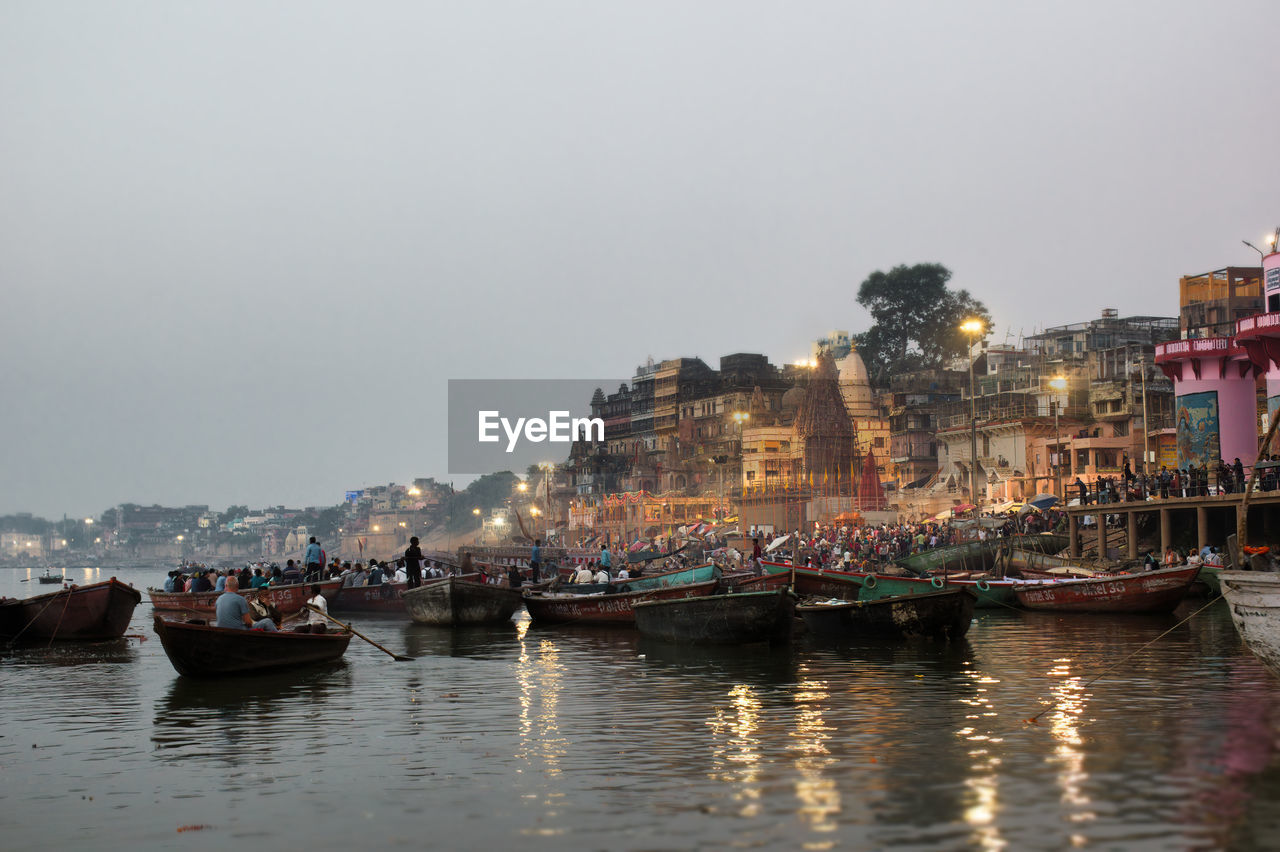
[
  {"x1": 368, "y1": 560, "x2": 384, "y2": 585},
  {"x1": 573, "y1": 564, "x2": 594, "y2": 584},
  {"x1": 616, "y1": 566, "x2": 630, "y2": 581},
  {"x1": 163, "y1": 570, "x2": 181, "y2": 593},
  {"x1": 393, "y1": 560, "x2": 408, "y2": 583},
  {"x1": 189, "y1": 569, "x2": 215, "y2": 594},
  {"x1": 215, "y1": 577, "x2": 277, "y2": 632},
  {"x1": 302, "y1": 584, "x2": 329, "y2": 634},
  {"x1": 281, "y1": 559, "x2": 303, "y2": 585},
  {"x1": 593, "y1": 565, "x2": 610, "y2": 584},
  {"x1": 1163, "y1": 547, "x2": 1180, "y2": 567},
  {"x1": 507, "y1": 563, "x2": 523, "y2": 589},
  {"x1": 1187, "y1": 549, "x2": 1204, "y2": 568}
]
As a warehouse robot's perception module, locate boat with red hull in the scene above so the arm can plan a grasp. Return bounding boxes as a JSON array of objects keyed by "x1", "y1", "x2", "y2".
[
  {"x1": 0, "y1": 578, "x2": 142, "y2": 643},
  {"x1": 152, "y1": 615, "x2": 352, "y2": 677},
  {"x1": 523, "y1": 579, "x2": 720, "y2": 625},
  {"x1": 1012, "y1": 565, "x2": 1200, "y2": 613},
  {"x1": 148, "y1": 579, "x2": 344, "y2": 618}
]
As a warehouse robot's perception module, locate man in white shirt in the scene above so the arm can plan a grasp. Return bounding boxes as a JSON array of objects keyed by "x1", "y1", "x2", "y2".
[
  {"x1": 305, "y1": 584, "x2": 329, "y2": 634},
  {"x1": 593, "y1": 566, "x2": 610, "y2": 583},
  {"x1": 574, "y1": 564, "x2": 594, "y2": 584}
]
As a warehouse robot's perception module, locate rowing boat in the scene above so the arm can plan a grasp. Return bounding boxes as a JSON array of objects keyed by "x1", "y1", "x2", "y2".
[
  {"x1": 152, "y1": 615, "x2": 353, "y2": 677},
  {"x1": 633, "y1": 588, "x2": 796, "y2": 645},
  {"x1": 148, "y1": 578, "x2": 344, "y2": 617},
  {"x1": 1012, "y1": 565, "x2": 1200, "y2": 613},
  {"x1": 401, "y1": 576, "x2": 523, "y2": 626},
  {"x1": 0, "y1": 578, "x2": 142, "y2": 643},
  {"x1": 796, "y1": 588, "x2": 976, "y2": 641}
]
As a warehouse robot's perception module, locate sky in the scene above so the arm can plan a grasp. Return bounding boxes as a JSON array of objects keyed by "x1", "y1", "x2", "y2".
[{"x1": 2, "y1": 1, "x2": 1278, "y2": 519}]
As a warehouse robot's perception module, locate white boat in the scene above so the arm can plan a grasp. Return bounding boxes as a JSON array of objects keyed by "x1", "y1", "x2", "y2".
[{"x1": 1219, "y1": 571, "x2": 1280, "y2": 674}]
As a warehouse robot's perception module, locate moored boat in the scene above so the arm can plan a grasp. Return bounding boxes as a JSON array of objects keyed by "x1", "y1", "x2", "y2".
[
  {"x1": 633, "y1": 588, "x2": 796, "y2": 645},
  {"x1": 894, "y1": 540, "x2": 992, "y2": 575},
  {"x1": 1219, "y1": 571, "x2": 1280, "y2": 673},
  {"x1": 759, "y1": 560, "x2": 866, "y2": 599},
  {"x1": 797, "y1": 588, "x2": 976, "y2": 641},
  {"x1": 1012, "y1": 565, "x2": 1200, "y2": 613},
  {"x1": 329, "y1": 581, "x2": 409, "y2": 614},
  {"x1": 152, "y1": 615, "x2": 353, "y2": 677},
  {"x1": 0, "y1": 578, "x2": 142, "y2": 642},
  {"x1": 524, "y1": 579, "x2": 720, "y2": 625},
  {"x1": 402, "y1": 576, "x2": 523, "y2": 626}
]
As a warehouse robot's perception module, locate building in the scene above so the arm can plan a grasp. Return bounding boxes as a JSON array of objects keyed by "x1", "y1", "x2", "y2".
[{"x1": 1180, "y1": 266, "x2": 1262, "y2": 339}]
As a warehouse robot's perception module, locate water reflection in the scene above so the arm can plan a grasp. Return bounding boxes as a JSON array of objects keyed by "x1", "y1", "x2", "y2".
[
  {"x1": 151, "y1": 665, "x2": 353, "y2": 766},
  {"x1": 790, "y1": 668, "x2": 838, "y2": 848},
  {"x1": 513, "y1": 615, "x2": 570, "y2": 836},
  {"x1": 401, "y1": 621, "x2": 519, "y2": 659},
  {"x1": 956, "y1": 662, "x2": 1006, "y2": 851},
  {"x1": 0, "y1": 637, "x2": 140, "y2": 666},
  {"x1": 705, "y1": 683, "x2": 765, "y2": 817}
]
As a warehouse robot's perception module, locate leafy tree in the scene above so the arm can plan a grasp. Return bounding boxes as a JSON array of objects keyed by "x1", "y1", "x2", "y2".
[
  {"x1": 853, "y1": 263, "x2": 991, "y2": 386},
  {"x1": 218, "y1": 505, "x2": 249, "y2": 526},
  {"x1": 444, "y1": 471, "x2": 519, "y2": 532}
]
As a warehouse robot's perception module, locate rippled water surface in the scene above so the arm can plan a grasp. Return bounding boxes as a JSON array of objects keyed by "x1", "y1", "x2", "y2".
[{"x1": 4, "y1": 566, "x2": 1280, "y2": 850}]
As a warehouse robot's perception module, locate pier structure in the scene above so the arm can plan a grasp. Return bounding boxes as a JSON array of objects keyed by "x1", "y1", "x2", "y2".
[{"x1": 1154, "y1": 336, "x2": 1260, "y2": 470}]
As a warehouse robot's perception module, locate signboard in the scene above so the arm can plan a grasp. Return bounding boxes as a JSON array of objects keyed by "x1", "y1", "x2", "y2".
[{"x1": 1266, "y1": 265, "x2": 1280, "y2": 294}]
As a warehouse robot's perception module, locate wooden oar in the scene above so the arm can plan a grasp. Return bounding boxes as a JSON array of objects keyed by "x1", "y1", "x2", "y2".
[{"x1": 304, "y1": 605, "x2": 413, "y2": 661}]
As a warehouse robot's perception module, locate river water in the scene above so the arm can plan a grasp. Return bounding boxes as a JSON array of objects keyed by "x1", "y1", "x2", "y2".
[{"x1": 3, "y1": 565, "x2": 1280, "y2": 851}]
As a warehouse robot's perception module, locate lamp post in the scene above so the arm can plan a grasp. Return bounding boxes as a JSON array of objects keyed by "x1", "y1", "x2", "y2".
[
  {"x1": 961, "y1": 319, "x2": 985, "y2": 512},
  {"x1": 1049, "y1": 375, "x2": 1066, "y2": 499}
]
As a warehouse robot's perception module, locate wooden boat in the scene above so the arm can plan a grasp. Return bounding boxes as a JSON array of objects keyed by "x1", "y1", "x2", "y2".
[
  {"x1": 1012, "y1": 565, "x2": 1200, "y2": 613},
  {"x1": 1219, "y1": 571, "x2": 1280, "y2": 673},
  {"x1": 329, "y1": 580, "x2": 409, "y2": 614},
  {"x1": 402, "y1": 576, "x2": 523, "y2": 626},
  {"x1": 797, "y1": 588, "x2": 976, "y2": 641},
  {"x1": 152, "y1": 614, "x2": 352, "y2": 677},
  {"x1": 894, "y1": 540, "x2": 992, "y2": 575},
  {"x1": 148, "y1": 579, "x2": 343, "y2": 617},
  {"x1": 759, "y1": 560, "x2": 865, "y2": 599},
  {"x1": 1003, "y1": 548, "x2": 1100, "y2": 578},
  {"x1": 0, "y1": 578, "x2": 142, "y2": 642},
  {"x1": 633, "y1": 589, "x2": 796, "y2": 645},
  {"x1": 523, "y1": 579, "x2": 720, "y2": 626},
  {"x1": 37, "y1": 571, "x2": 64, "y2": 585},
  {"x1": 721, "y1": 571, "x2": 792, "y2": 592}
]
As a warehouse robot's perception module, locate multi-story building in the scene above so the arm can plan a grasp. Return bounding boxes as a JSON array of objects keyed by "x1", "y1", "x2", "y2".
[{"x1": 1180, "y1": 266, "x2": 1262, "y2": 339}]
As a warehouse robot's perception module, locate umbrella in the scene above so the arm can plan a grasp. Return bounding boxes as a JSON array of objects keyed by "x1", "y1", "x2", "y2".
[
  {"x1": 1028, "y1": 493, "x2": 1059, "y2": 509},
  {"x1": 765, "y1": 534, "x2": 791, "y2": 552}
]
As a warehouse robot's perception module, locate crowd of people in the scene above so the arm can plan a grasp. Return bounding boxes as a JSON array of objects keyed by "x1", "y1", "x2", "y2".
[{"x1": 1070, "y1": 456, "x2": 1277, "y2": 505}]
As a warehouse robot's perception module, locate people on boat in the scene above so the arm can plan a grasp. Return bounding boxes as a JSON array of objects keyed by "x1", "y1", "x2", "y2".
[
  {"x1": 368, "y1": 560, "x2": 384, "y2": 585},
  {"x1": 281, "y1": 559, "x2": 302, "y2": 585},
  {"x1": 1163, "y1": 547, "x2": 1180, "y2": 567},
  {"x1": 163, "y1": 570, "x2": 182, "y2": 592},
  {"x1": 593, "y1": 565, "x2": 610, "y2": 583},
  {"x1": 214, "y1": 570, "x2": 228, "y2": 592},
  {"x1": 616, "y1": 566, "x2": 630, "y2": 581},
  {"x1": 189, "y1": 569, "x2": 215, "y2": 594},
  {"x1": 215, "y1": 576, "x2": 277, "y2": 632},
  {"x1": 507, "y1": 563, "x2": 523, "y2": 589},
  {"x1": 599, "y1": 545, "x2": 612, "y2": 574},
  {"x1": 405, "y1": 536, "x2": 425, "y2": 588},
  {"x1": 393, "y1": 559, "x2": 408, "y2": 583},
  {"x1": 573, "y1": 564, "x2": 594, "y2": 584},
  {"x1": 302, "y1": 584, "x2": 329, "y2": 633},
  {"x1": 249, "y1": 568, "x2": 270, "y2": 588}
]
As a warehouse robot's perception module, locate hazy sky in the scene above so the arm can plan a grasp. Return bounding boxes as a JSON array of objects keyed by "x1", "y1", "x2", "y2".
[{"x1": 3, "y1": 1, "x2": 1278, "y2": 518}]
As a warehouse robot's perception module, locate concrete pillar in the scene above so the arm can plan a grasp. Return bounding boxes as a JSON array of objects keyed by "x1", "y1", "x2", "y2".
[
  {"x1": 1098, "y1": 512, "x2": 1109, "y2": 560},
  {"x1": 1127, "y1": 511, "x2": 1138, "y2": 560},
  {"x1": 1069, "y1": 513, "x2": 1080, "y2": 558},
  {"x1": 1160, "y1": 508, "x2": 1172, "y2": 554},
  {"x1": 1197, "y1": 506, "x2": 1209, "y2": 552}
]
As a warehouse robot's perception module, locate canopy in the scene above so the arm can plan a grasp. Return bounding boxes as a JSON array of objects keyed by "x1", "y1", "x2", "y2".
[{"x1": 1028, "y1": 493, "x2": 1060, "y2": 509}]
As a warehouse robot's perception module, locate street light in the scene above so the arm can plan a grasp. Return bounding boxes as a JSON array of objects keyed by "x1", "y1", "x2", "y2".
[
  {"x1": 960, "y1": 319, "x2": 985, "y2": 512},
  {"x1": 1049, "y1": 375, "x2": 1067, "y2": 499}
]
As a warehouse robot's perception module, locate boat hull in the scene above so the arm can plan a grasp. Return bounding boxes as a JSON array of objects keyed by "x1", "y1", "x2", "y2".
[
  {"x1": 152, "y1": 615, "x2": 352, "y2": 677},
  {"x1": 330, "y1": 581, "x2": 409, "y2": 614},
  {"x1": 633, "y1": 589, "x2": 796, "y2": 645},
  {"x1": 797, "y1": 588, "x2": 976, "y2": 641},
  {"x1": 402, "y1": 577, "x2": 523, "y2": 626},
  {"x1": 148, "y1": 579, "x2": 344, "y2": 617},
  {"x1": 1219, "y1": 571, "x2": 1280, "y2": 673},
  {"x1": 0, "y1": 578, "x2": 142, "y2": 642},
  {"x1": 1012, "y1": 566, "x2": 1199, "y2": 613},
  {"x1": 523, "y1": 579, "x2": 720, "y2": 625}
]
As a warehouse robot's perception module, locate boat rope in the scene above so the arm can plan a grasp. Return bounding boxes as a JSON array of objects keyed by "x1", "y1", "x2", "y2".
[
  {"x1": 45, "y1": 590, "x2": 75, "y2": 646},
  {"x1": 1023, "y1": 595, "x2": 1222, "y2": 726}
]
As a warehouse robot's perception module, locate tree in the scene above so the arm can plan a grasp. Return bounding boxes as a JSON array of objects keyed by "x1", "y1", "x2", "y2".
[{"x1": 853, "y1": 263, "x2": 991, "y2": 386}]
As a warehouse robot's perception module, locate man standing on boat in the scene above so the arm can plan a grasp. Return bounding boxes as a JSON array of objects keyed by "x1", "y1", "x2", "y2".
[
  {"x1": 530, "y1": 539, "x2": 543, "y2": 582},
  {"x1": 404, "y1": 536, "x2": 424, "y2": 588},
  {"x1": 304, "y1": 537, "x2": 323, "y2": 581}
]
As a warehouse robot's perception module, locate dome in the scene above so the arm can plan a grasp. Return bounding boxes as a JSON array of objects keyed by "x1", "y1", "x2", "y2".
[
  {"x1": 837, "y1": 349, "x2": 874, "y2": 416},
  {"x1": 781, "y1": 385, "x2": 806, "y2": 411}
]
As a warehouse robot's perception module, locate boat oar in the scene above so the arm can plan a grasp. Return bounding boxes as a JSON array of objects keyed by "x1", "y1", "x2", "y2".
[{"x1": 304, "y1": 605, "x2": 414, "y2": 661}]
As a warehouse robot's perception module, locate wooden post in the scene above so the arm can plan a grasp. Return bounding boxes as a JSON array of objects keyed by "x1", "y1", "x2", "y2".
[
  {"x1": 1098, "y1": 511, "x2": 1109, "y2": 561},
  {"x1": 1196, "y1": 506, "x2": 1209, "y2": 553},
  {"x1": 1069, "y1": 512, "x2": 1080, "y2": 558},
  {"x1": 1127, "y1": 510, "x2": 1138, "y2": 560},
  {"x1": 1160, "y1": 508, "x2": 1171, "y2": 554}
]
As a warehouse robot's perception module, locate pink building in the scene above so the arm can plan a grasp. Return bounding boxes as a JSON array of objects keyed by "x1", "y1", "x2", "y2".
[{"x1": 1154, "y1": 337, "x2": 1260, "y2": 470}]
